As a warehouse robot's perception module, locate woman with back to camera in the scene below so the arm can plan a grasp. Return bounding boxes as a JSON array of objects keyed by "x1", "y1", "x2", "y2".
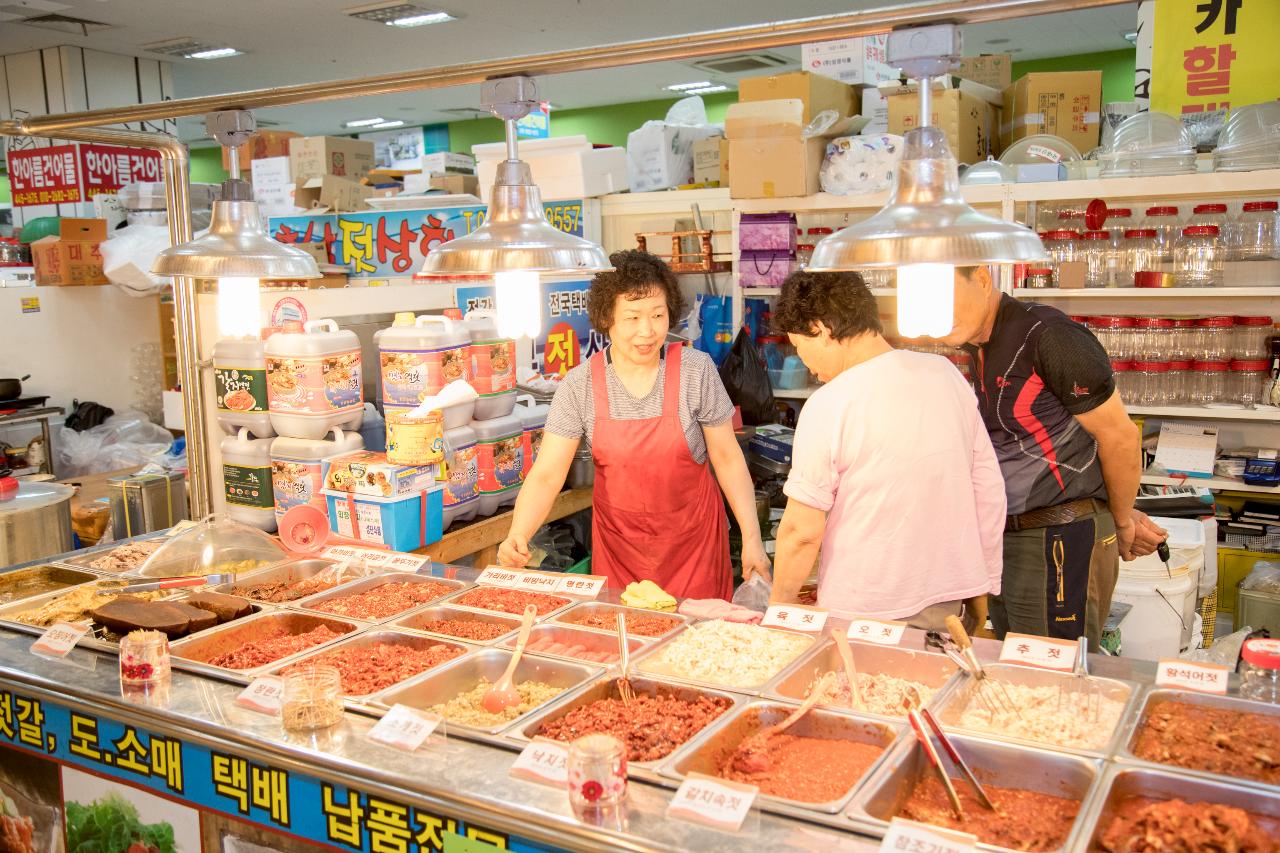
[{"x1": 497, "y1": 250, "x2": 770, "y2": 599}]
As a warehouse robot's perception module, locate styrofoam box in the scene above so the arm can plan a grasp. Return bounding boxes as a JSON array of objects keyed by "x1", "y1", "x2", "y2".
[{"x1": 472, "y1": 135, "x2": 628, "y2": 202}]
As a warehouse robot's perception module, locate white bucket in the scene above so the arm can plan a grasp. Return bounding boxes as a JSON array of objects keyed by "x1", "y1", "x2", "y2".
[
  {"x1": 1128, "y1": 516, "x2": 1210, "y2": 595},
  {"x1": 1113, "y1": 569, "x2": 1196, "y2": 662}
]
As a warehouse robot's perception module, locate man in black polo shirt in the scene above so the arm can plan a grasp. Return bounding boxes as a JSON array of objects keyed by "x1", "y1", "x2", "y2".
[{"x1": 939, "y1": 266, "x2": 1167, "y2": 645}]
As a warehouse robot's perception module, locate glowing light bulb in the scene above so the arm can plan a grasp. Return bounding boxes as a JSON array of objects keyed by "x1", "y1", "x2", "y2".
[
  {"x1": 216, "y1": 276, "x2": 262, "y2": 338},
  {"x1": 494, "y1": 270, "x2": 541, "y2": 339},
  {"x1": 895, "y1": 263, "x2": 954, "y2": 339}
]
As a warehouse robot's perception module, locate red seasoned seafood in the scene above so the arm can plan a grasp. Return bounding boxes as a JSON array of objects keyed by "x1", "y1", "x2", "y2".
[
  {"x1": 1096, "y1": 797, "x2": 1277, "y2": 852},
  {"x1": 717, "y1": 734, "x2": 883, "y2": 802},
  {"x1": 524, "y1": 636, "x2": 617, "y2": 663},
  {"x1": 233, "y1": 575, "x2": 337, "y2": 603},
  {"x1": 205, "y1": 625, "x2": 346, "y2": 669},
  {"x1": 414, "y1": 618, "x2": 510, "y2": 641},
  {"x1": 899, "y1": 778, "x2": 1079, "y2": 851},
  {"x1": 567, "y1": 610, "x2": 677, "y2": 637},
  {"x1": 1132, "y1": 700, "x2": 1280, "y2": 785},
  {"x1": 454, "y1": 587, "x2": 568, "y2": 616},
  {"x1": 310, "y1": 581, "x2": 454, "y2": 620},
  {"x1": 282, "y1": 641, "x2": 463, "y2": 695},
  {"x1": 538, "y1": 693, "x2": 731, "y2": 762}
]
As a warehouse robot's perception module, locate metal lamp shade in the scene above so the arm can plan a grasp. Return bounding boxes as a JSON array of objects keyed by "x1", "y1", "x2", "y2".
[
  {"x1": 418, "y1": 160, "x2": 611, "y2": 277},
  {"x1": 808, "y1": 126, "x2": 1045, "y2": 271},
  {"x1": 151, "y1": 199, "x2": 321, "y2": 279}
]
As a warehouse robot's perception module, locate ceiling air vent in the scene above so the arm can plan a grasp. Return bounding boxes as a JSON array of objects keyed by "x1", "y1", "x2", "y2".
[
  {"x1": 15, "y1": 13, "x2": 113, "y2": 35},
  {"x1": 689, "y1": 52, "x2": 791, "y2": 76},
  {"x1": 143, "y1": 38, "x2": 218, "y2": 57}
]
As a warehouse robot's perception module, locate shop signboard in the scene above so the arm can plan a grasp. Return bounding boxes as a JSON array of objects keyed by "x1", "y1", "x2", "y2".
[
  {"x1": 455, "y1": 278, "x2": 601, "y2": 376},
  {"x1": 78, "y1": 142, "x2": 164, "y2": 197},
  {"x1": 6, "y1": 145, "x2": 81, "y2": 207},
  {"x1": 0, "y1": 684, "x2": 555, "y2": 853},
  {"x1": 1150, "y1": 0, "x2": 1280, "y2": 115},
  {"x1": 268, "y1": 200, "x2": 586, "y2": 279}
]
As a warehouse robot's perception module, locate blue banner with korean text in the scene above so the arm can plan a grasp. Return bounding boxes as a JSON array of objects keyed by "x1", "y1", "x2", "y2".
[{"x1": 455, "y1": 280, "x2": 603, "y2": 377}]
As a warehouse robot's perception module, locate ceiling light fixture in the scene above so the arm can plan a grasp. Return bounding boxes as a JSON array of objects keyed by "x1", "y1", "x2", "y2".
[
  {"x1": 345, "y1": 117, "x2": 388, "y2": 127},
  {"x1": 807, "y1": 24, "x2": 1044, "y2": 338},
  {"x1": 684, "y1": 85, "x2": 731, "y2": 95},
  {"x1": 370, "y1": 120, "x2": 406, "y2": 129},
  {"x1": 152, "y1": 110, "x2": 319, "y2": 338},
  {"x1": 389, "y1": 11, "x2": 454, "y2": 27},
  {"x1": 186, "y1": 47, "x2": 242, "y2": 60},
  {"x1": 1122, "y1": 30, "x2": 1138, "y2": 44},
  {"x1": 417, "y1": 76, "x2": 610, "y2": 339},
  {"x1": 664, "y1": 81, "x2": 713, "y2": 92}
]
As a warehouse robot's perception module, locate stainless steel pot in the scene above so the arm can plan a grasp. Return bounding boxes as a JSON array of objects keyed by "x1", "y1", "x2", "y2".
[
  {"x1": 0, "y1": 480, "x2": 74, "y2": 566},
  {"x1": 568, "y1": 448, "x2": 594, "y2": 489}
]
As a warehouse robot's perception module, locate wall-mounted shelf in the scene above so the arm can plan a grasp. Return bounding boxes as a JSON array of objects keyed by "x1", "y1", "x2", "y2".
[
  {"x1": 773, "y1": 386, "x2": 816, "y2": 400},
  {"x1": 1128, "y1": 405, "x2": 1279, "y2": 422},
  {"x1": 1014, "y1": 286, "x2": 1280, "y2": 300},
  {"x1": 1141, "y1": 472, "x2": 1280, "y2": 495}
]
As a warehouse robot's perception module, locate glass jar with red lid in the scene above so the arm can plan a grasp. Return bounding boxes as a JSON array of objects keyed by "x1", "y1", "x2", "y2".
[
  {"x1": 1133, "y1": 317, "x2": 1174, "y2": 358},
  {"x1": 1143, "y1": 205, "x2": 1182, "y2": 260},
  {"x1": 1111, "y1": 360, "x2": 1136, "y2": 401},
  {"x1": 1170, "y1": 318, "x2": 1198, "y2": 360},
  {"x1": 1234, "y1": 201, "x2": 1279, "y2": 261},
  {"x1": 1189, "y1": 360, "x2": 1230, "y2": 404},
  {"x1": 1188, "y1": 202, "x2": 1229, "y2": 230},
  {"x1": 1234, "y1": 315, "x2": 1276, "y2": 359},
  {"x1": 1105, "y1": 208, "x2": 1135, "y2": 246},
  {"x1": 1089, "y1": 316, "x2": 1138, "y2": 360},
  {"x1": 1167, "y1": 360, "x2": 1193, "y2": 404},
  {"x1": 1132, "y1": 361, "x2": 1171, "y2": 406},
  {"x1": 1041, "y1": 230, "x2": 1080, "y2": 287},
  {"x1": 796, "y1": 244, "x2": 815, "y2": 269},
  {"x1": 1121, "y1": 229, "x2": 1164, "y2": 287},
  {"x1": 1079, "y1": 230, "x2": 1113, "y2": 288},
  {"x1": 1194, "y1": 315, "x2": 1235, "y2": 360},
  {"x1": 1231, "y1": 359, "x2": 1270, "y2": 405},
  {"x1": 1173, "y1": 225, "x2": 1224, "y2": 287}
]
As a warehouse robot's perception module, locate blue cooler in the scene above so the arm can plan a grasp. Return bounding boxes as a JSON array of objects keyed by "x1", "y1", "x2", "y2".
[{"x1": 322, "y1": 483, "x2": 444, "y2": 551}]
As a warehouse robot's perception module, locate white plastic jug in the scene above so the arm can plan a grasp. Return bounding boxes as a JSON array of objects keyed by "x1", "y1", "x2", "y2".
[
  {"x1": 379, "y1": 314, "x2": 472, "y2": 409},
  {"x1": 220, "y1": 427, "x2": 277, "y2": 531},
  {"x1": 441, "y1": 424, "x2": 479, "y2": 530},
  {"x1": 270, "y1": 427, "x2": 364, "y2": 521},
  {"x1": 515, "y1": 394, "x2": 550, "y2": 479},
  {"x1": 465, "y1": 309, "x2": 517, "y2": 419},
  {"x1": 265, "y1": 319, "x2": 364, "y2": 439},
  {"x1": 213, "y1": 335, "x2": 275, "y2": 438},
  {"x1": 472, "y1": 414, "x2": 524, "y2": 515}
]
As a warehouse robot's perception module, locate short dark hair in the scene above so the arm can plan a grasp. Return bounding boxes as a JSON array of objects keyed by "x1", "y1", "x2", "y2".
[
  {"x1": 773, "y1": 270, "x2": 883, "y2": 340},
  {"x1": 587, "y1": 250, "x2": 687, "y2": 333}
]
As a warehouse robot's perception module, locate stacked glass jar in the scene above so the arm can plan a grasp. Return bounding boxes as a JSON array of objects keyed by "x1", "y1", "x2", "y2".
[
  {"x1": 1041, "y1": 230, "x2": 1079, "y2": 288},
  {"x1": 1120, "y1": 228, "x2": 1163, "y2": 288},
  {"x1": 1089, "y1": 316, "x2": 1138, "y2": 361},
  {"x1": 1173, "y1": 225, "x2": 1225, "y2": 287},
  {"x1": 1111, "y1": 360, "x2": 1137, "y2": 401},
  {"x1": 1143, "y1": 205, "x2": 1183, "y2": 261},
  {"x1": 1079, "y1": 230, "x2": 1113, "y2": 287},
  {"x1": 1234, "y1": 201, "x2": 1279, "y2": 261}
]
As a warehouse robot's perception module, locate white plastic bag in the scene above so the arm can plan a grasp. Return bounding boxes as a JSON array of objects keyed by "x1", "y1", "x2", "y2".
[
  {"x1": 820, "y1": 133, "x2": 903, "y2": 195},
  {"x1": 1241, "y1": 562, "x2": 1280, "y2": 593},
  {"x1": 57, "y1": 410, "x2": 175, "y2": 476},
  {"x1": 100, "y1": 224, "x2": 172, "y2": 297},
  {"x1": 731, "y1": 575, "x2": 773, "y2": 613},
  {"x1": 626, "y1": 96, "x2": 722, "y2": 192}
]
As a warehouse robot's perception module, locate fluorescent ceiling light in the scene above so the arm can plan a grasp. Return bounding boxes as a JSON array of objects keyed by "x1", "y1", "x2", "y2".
[
  {"x1": 664, "y1": 81, "x2": 713, "y2": 92},
  {"x1": 1123, "y1": 30, "x2": 1138, "y2": 44},
  {"x1": 345, "y1": 117, "x2": 387, "y2": 127},
  {"x1": 370, "y1": 120, "x2": 406, "y2": 129},
  {"x1": 389, "y1": 11, "x2": 454, "y2": 27},
  {"x1": 186, "y1": 47, "x2": 242, "y2": 59},
  {"x1": 684, "y1": 85, "x2": 730, "y2": 95}
]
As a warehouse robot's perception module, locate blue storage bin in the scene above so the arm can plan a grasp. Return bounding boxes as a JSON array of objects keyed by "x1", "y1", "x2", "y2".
[
  {"x1": 768, "y1": 366, "x2": 810, "y2": 390},
  {"x1": 322, "y1": 484, "x2": 444, "y2": 551}
]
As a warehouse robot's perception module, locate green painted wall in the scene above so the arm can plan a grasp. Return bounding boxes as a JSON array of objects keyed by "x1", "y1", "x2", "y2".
[
  {"x1": 0, "y1": 177, "x2": 9, "y2": 205},
  {"x1": 189, "y1": 146, "x2": 230, "y2": 184},
  {"x1": 1012, "y1": 49, "x2": 1137, "y2": 104}
]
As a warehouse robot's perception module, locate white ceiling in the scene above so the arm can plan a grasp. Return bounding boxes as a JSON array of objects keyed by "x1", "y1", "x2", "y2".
[{"x1": 0, "y1": 0, "x2": 1139, "y2": 143}]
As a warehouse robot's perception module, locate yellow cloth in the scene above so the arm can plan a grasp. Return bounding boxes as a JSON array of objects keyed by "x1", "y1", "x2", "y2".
[{"x1": 620, "y1": 579, "x2": 677, "y2": 612}]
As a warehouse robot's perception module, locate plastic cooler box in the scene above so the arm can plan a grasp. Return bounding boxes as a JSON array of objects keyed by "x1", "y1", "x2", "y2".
[{"x1": 322, "y1": 484, "x2": 444, "y2": 551}]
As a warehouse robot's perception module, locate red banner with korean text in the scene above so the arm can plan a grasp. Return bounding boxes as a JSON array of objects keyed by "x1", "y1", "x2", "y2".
[
  {"x1": 6, "y1": 145, "x2": 82, "y2": 207},
  {"x1": 1151, "y1": 0, "x2": 1280, "y2": 115},
  {"x1": 77, "y1": 143, "x2": 164, "y2": 198}
]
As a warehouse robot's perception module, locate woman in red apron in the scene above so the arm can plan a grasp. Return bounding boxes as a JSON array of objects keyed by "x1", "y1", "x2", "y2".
[{"x1": 498, "y1": 251, "x2": 770, "y2": 599}]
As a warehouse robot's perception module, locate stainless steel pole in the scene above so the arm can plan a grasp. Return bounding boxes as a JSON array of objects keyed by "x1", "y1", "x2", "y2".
[
  {"x1": 15, "y1": 0, "x2": 1123, "y2": 134},
  {"x1": 0, "y1": 122, "x2": 211, "y2": 518}
]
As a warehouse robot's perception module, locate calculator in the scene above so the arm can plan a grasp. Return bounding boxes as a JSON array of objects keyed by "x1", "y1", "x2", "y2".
[{"x1": 1243, "y1": 457, "x2": 1280, "y2": 487}]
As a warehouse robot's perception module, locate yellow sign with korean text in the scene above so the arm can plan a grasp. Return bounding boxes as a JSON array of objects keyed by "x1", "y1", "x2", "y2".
[{"x1": 1151, "y1": 0, "x2": 1280, "y2": 115}]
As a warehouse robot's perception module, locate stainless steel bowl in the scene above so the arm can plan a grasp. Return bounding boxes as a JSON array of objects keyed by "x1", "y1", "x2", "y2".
[
  {"x1": 216, "y1": 558, "x2": 361, "y2": 603},
  {"x1": 551, "y1": 601, "x2": 688, "y2": 641},
  {"x1": 635, "y1": 623, "x2": 815, "y2": 694},
  {"x1": 169, "y1": 609, "x2": 362, "y2": 679},
  {"x1": 850, "y1": 732, "x2": 1102, "y2": 852},
  {"x1": 393, "y1": 604, "x2": 522, "y2": 645},
  {"x1": 292, "y1": 572, "x2": 469, "y2": 623},
  {"x1": 58, "y1": 533, "x2": 168, "y2": 574},
  {"x1": 372, "y1": 647, "x2": 601, "y2": 735},
  {"x1": 660, "y1": 700, "x2": 901, "y2": 814},
  {"x1": 0, "y1": 565, "x2": 99, "y2": 606},
  {"x1": 269, "y1": 629, "x2": 473, "y2": 701}
]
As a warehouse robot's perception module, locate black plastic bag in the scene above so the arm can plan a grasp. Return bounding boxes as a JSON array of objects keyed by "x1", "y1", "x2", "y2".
[{"x1": 718, "y1": 329, "x2": 775, "y2": 425}]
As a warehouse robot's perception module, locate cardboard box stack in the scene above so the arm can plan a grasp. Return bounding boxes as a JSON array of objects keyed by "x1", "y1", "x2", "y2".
[
  {"x1": 956, "y1": 54, "x2": 1013, "y2": 90},
  {"x1": 691, "y1": 137, "x2": 726, "y2": 185},
  {"x1": 884, "y1": 79, "x2": 1002, "y2": 164},
  {"x1": 725, "y1": 99, "x2": 851, "y2": 199},
  {"x1": 289, "y1": 136, "x2": 376, "y2": 211},
  {"x1": 738, "y1": 70, "x2": 857, "y2": 123},
  {"x1": 31, "y1": 219, "x2": 109, "y2": 286},
  {"x1": 799, "y1": 37, "x2": 899, "y2": 89},
  {"x1": 222, "y1": 130, "x2": 300, "y2": 171},
  {"x1": 1001, "y1": 71, "x2": 1103, "y2": 156}
]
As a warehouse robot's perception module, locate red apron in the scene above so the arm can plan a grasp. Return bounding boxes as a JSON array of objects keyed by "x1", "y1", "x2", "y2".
[{"x1": 589, "y1": 343, "x2": 731, "y2": 600}]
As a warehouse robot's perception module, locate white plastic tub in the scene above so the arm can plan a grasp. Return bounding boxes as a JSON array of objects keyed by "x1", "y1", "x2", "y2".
[
  {"x1": 1113, "y1": 569, "x2": 1197, "y2": 661},
  {"x1": 265, "y1": 319, "x2": 364, "y2": 440}
]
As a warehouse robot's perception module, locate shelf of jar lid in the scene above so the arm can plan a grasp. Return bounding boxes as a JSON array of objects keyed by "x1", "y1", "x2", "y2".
[
  {"x1": 1141, "y1": 471, "x2": 1280, "y2": 494},
  {"x1": 740, "y1": 286, "x2": 897, "y2": 297},
  {"x1": 773, "y1": 386, "x2": 817, "y2": 399},
  {"x1": 1012, "y1": 286, "x2": 1280, "y2": 299},
  {"x1": 1127, "y1": 405, "x2": 1280, "y2": 421}
]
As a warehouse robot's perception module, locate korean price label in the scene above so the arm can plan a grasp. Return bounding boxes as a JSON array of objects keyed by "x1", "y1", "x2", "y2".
[
  {"x1": 1156, "y1": 659, "x2": 1230, "y2": 694},
  {"x1": 476, "y1": 566, "x2": 522, "y2": 588},
  {"x1": 666, "y1": 772, "x2": 757, "y2": 832},
  {"x1": 998, "y1": 632, "x2": 1077, "y2": 672},
  {"x1": 761, "y1": 604, "x2": 829, "y2": 633},
  {"x1": 235, "y1": 676, "x2": 285, "y2": 715},
  {"x1": 31, "y1": 622, "x2": 89, "y2": 657},
  {"x1": 368, "y1": 704, "x2": 442, "y2": 752},
  {"x1": 514, "y1": 572, "x2": 561, "y2": 594},
  {"x1": 847, "y1": 618, "x2": 908, "y2": 647},
  {"x1": 508, "y1": 738, "x2": 569, "y2": 787},
  {"x1": 321, "y1": 545, "x2": 426, "y2": 572},
  {"x1": 553, "y1": 575, "x2": 606, "y2": 599},
  {"x1": 879, "y1": 818, "x2": 977, "y2": 853}
]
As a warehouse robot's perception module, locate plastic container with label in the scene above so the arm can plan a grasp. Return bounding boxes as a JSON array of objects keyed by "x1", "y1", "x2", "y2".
[
  {"x1": 1240, "y1": 638, "x2": 1280, "y2": 704},
  {"x1": 441, "y1": 424, "x2": 479, "y2": 530},
  {"x1": 379, "y1": 314, "x2": 473, "y2": 412},
  {"x1": 515, "y1": 394, "x2": 550, "y2": 479},
  {"x1": 220, "y1": 427, "x2": 277, "y2": 532},
  {"x1": 322, "y1": 484, "x2": 444, "y2": 552},
  {"x1": 1142, "y1": 205, "x2": 1183, "y2": 261},
  {"x1": 270, "y1": 428, "x2": 364, "y2": 521},
  {"x1": 464, "y1": 310, "x2": 518, "y2": 420},
  {"x1": 473, "y1": 415, "x2": 524, "y2": 515},
  {"x1": 265, "y1": 319, "x2": 364, "y2": 439},
  {"x1": 213, "y1": 335, "x2": 275, "y2": 438}
]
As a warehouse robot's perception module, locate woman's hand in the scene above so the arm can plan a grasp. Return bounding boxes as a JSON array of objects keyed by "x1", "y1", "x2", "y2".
[
  {"x1": 741, "y1": 538, "x2": 772, "y2": 583},
  {"x1": 497, "y1": 534, "x2": 531, "y2": 567}
]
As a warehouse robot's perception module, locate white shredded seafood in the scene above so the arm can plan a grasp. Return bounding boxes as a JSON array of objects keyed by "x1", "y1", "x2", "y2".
[
  {"x1": 648, "y1": 619, "x2": 810, "y2": 687},
  {"x1": 806, "y1": 671, "x2": 938, "y2": 718},
  {"x1": 954, "y1": 680, "x2": 1125, "y2": 749}
]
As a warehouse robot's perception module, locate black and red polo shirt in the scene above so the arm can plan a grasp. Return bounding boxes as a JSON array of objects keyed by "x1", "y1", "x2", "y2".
[{"x1": 965, "y1": 294, "x2": 1115, "y2": 516}]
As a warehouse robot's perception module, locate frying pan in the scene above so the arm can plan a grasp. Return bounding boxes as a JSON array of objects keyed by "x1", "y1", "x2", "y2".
[{"x1": 0, "y1": 375, "x2": 29, "y2": 400}]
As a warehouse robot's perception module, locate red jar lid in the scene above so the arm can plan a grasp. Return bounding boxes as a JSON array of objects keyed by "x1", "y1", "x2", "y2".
[
  {"x1": 1182, "y1": 225, "x2": 1219, "y2": 236},
  {"x1": 1243, "y1": 201, "x2": 1279, "y2": 212},
  {"x1": 1044, "y1": 229, "x2": 1081, "y2": 240},
  {"x1": 1110, "y1": 361, "x2": 1133, "y2": 372},
  {"x1": 1193, "y1": 203, "x2": 1228, "y2": 214},
  {"x1": 796, "y1": 244, "x2": 815, "y2": 252},
  {"x1": 1168, "y1": 360, "x2": 1193, "y2": 370},
  {"x1": 1081, "y1": 230, "x2": 1111, "y2": 240},
  {"x1": 1172, "y1": 317, "x2": 1198, "y2": 328},
  {"x1": 1234, "y1": 315, "x2": 1275, "y2": 326},
  {"x1": 1193, "y1": 360, "x2": 1230, "y2": 371},
  {"x1": 1231, "y1": 359, "x2": 1270, "y2": 371},
  {"x1": 1134, "y1": 317, "x2": 1175, "y2": 328},
  {"x1": 1145, "y1": 206, "x2": 1179, "y2": 216},
  {"x1": 1133, "y1": 361, "x2": 1169, "y2": 371},
  {"x1": 1124, "y1": 229, "x2": 1158, "y2": 239},
  {"x1": 1093, "y1": 316, "x2": 1136, "y2": 328},
  {"x1": 1069, "y1": 315, "x2": 1089, "y2": 324},
  {"x1": 807, "y1": 227, "x2": 833, "y2": 235},
  {"x1": 1027, "y1": 267, "x2": 1053, "y2": 275},
  {"x1": 1243, "y1": 638, "x2": 1280, "y2": 669},
  {"x1": 1109, "y1": 208, "x2": 1133, "y2": 218},
  {"x1": 1196, "y1": 315, "x2": 1235, "y2": 327},
  {"x1": 759, "y1": 335, "x2": 786, "y2": 344}
]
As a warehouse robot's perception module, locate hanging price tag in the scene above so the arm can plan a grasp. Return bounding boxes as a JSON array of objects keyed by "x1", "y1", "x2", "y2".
[
  {"x1": 553, "y1": 575, "x2": 606, "y2": 599},
  {"x1": 879, "y1": 818, "x2": 977, "y2": 853},
  {"x1": 666, "y1": 773, "x2": 757, "y2": 831},
  {"x1": 999, "y1": 632, "x2": 1077, "y2": 671},
  {"x1": 847, "y1": 618, "x2": 908, "y2": 646},
  {"x1": 321, "y1": 545, "x2": 427, "y2": 573},
  {"x1": 235, "y1": 676, "x2": 285, "y2": 715},
  {"x1": 476, "y1": 567, "x2": 523, "y2": 588},
  {"x1": 514, "y1": 572, "x2": 562, "y2": 594},
  {"x1": 30, "y1": 622, "x2": 89, "y2": 657},
  {"x1": 1155, "y1": 659, "x2": 1230, "y2": 694},
  {"x1": 509, "y1": 738, "x2": 569, "y2": 787},
  {"x1": 368, "y1": 704, "x2": 442, "y2": 751},
  {"x1": 761, "y1": 604, "x2": 829, "y2": 633}
]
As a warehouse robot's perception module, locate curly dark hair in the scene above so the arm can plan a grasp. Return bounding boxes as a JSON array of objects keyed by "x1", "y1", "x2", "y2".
[
  {"x1": 772, "y1": 270, "x2": 883, "y2": 340},
  {"x1": 587, "y1": 250, "x2": 687, "y2": 333}
]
